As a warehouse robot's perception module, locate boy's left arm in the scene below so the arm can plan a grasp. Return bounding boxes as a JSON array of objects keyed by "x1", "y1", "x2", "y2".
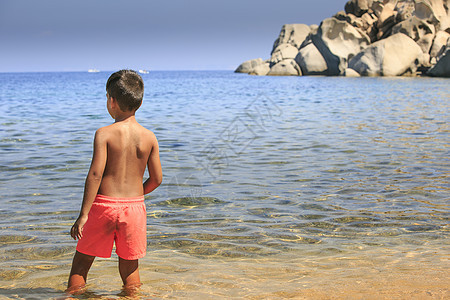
[{"x1": 143, "y1": 134, "x2": 162, "y2": 194}]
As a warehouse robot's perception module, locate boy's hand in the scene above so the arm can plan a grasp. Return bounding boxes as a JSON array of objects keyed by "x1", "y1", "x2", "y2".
[{"x1": 70, "y1": 215, "x2": 88, "y2": 240}]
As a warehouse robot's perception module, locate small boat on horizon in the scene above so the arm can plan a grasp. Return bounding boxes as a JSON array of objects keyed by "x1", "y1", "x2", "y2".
[
  {"x1": 88, "y1": 69, "x2": 100, "y2": 73},
  {"x1": 139, "y1": 69, "x2": 149, "y2": 74}
]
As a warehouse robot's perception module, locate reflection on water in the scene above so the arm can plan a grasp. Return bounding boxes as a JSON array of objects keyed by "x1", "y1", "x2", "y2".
[{"x1": 0, "y1": 72, "x2": 449, "y2": 298}]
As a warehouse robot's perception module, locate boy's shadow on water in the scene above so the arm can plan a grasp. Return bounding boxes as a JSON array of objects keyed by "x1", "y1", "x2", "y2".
[{"x1": 0, "y1": 287, "x2": 132, "y2": 299}]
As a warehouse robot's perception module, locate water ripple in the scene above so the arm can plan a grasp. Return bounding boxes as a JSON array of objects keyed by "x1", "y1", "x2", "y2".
[{"x1": 0, "y1": 72, "x2": 448, "y2": 294}]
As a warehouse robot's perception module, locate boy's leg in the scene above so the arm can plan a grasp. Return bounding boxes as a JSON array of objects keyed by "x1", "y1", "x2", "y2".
[
  {"x1": 67, "y1": 251, "x2": 95, "y2": 293},
  {"x1": 118, "y1": 257, "x2": 141, "y2": 288}
]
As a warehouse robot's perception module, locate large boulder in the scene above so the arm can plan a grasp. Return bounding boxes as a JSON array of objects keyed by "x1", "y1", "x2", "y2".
[
  {"x1": 267, "y1": 59, "x2": 302, "y2": 76},
  {"x1": 272, "y1": 24, "x2": 311, "y2": 52},
  {"x1": 249, "y1": 62, "x2": 271, "y2": 76},
  {"x1": 428, "y1": 39, "x2": 450, "y2": 77},
  {"x1": 349, "y1": 33, "x2": 424, "y2": 76},
  {"x1": 414, "y1": 0, "x2": 450, "y2": 31},
  {"x1": 345, "y1": 0, "x2": 374, "y2": 17},
  {"x1": 270, "y1": 44, "x2": 299, "y2": 65},
  {"x1": 295, "y1": 39, "x2": 328, "y2": 75},
  {"x1": 391, "y1": 16, "x2": 436, "y2": 53},
  {"x1": 311, "y1": 18, "x2": 370, "y2": 75},
  {"x1": 430, "y1": 31, "x2": 450, "y2": 59},
  {"x1": 235, "y1": 58, "x2": 265, "y2": 74},
  {"x1": 348, "y1": 42, "x2": 384, "y2": 76}
]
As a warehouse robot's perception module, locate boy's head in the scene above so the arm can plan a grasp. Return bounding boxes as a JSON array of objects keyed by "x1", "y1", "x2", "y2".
[{"x1": 106, "y1": 70, "x2": 144, "y2": 112}]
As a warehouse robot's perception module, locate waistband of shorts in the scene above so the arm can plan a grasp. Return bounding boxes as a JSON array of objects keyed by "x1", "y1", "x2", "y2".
[{"x1": 94, "y1": 194, "x2": 145, "y2": 204}]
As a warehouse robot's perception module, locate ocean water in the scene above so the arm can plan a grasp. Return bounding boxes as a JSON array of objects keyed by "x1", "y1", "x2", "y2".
[{"x1": 0, "y1": 71, "x2": 448, "y2": 299}]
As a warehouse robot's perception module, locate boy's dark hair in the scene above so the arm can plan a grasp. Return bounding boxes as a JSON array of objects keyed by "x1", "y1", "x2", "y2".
[{"x1": 106, "y1": 70, "x2": 144, "y2": 112}]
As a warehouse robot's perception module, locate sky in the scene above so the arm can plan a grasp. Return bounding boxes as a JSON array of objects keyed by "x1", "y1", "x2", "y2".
[{"x1": 0, "y1": 0, "x2": 349, "y2": 72}]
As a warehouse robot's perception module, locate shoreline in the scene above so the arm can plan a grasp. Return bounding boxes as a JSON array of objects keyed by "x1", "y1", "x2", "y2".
[{"x1": 1, "y1": 248, "x2": 448, "y2": 299}]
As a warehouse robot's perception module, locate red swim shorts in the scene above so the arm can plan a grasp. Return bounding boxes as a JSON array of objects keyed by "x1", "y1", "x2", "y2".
[{"x1": 76, "y1": 194, "x2": 147, "y2": 260}]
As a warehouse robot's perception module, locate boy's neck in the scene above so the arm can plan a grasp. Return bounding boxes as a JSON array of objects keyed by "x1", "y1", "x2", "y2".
[{"x1": 114, "y1": 111, "x2": 136, "y2": 123}]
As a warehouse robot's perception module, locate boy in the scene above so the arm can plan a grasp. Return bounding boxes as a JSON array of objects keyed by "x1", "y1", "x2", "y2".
[{"x1": 67, "y1": 69, "x2": 162, "y2": 294}]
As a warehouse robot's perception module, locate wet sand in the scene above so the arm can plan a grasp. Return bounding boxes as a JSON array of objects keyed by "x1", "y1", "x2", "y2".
[{"x1": 1, "y1": 248, "x2": 448, "y2": 299}]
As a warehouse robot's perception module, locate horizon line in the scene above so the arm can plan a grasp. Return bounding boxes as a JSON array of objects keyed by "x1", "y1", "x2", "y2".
[{"x1": 0, "y1": 69, "x2": 236, "y2": 74}]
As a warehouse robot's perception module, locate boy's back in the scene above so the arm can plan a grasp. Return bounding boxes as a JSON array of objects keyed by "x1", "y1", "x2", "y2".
[{"x1": 97, "y1": 119, "x2": 158, "y2": 198}]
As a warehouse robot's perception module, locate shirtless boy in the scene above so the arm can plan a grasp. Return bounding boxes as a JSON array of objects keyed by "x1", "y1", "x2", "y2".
[{"x1": 67, "y1": 69, "x2": 162, "y2": 294}]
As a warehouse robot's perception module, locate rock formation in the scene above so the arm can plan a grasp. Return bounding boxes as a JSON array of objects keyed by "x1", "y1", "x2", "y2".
[
  {"x1": 235, "y1": 0, "x2": 450, "y2": 77},
  {"x1": 348, "y1": 32, "x2": 424, "y2": 75}
]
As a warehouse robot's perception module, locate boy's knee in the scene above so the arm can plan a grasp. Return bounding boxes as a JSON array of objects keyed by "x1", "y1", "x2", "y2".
[
  {"x1": 76, "y1": 250, "x2": 95, "y2": 258},
  {"x1": 119, "y1": 258, "x2": 139, "y2": 269},
  {"x1": 73, "y1": 251, "x2": 95, "y2": 266},
  {"x1": 119, "y1": 256, "x2": 138, "y2": 263}
]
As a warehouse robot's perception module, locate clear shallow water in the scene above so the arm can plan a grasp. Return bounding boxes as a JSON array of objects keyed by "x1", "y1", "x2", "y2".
[{"x1": 0, "y1": 71, "x2": 449, "y2": 299}]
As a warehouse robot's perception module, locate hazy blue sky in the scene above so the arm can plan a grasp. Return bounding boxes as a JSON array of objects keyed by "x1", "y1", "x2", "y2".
[{"x1": 0, "y1": 0, "x2": 348, "y2": 72}]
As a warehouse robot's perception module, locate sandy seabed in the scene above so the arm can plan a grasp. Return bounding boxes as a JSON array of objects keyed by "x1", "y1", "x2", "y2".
[{"x1": 0, "y1": 249, "x2": 448, "y2": 299}]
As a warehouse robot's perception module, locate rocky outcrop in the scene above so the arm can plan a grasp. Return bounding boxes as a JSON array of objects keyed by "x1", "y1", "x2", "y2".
[{"x1": 236, "y1": 0, "x2": 450, "y2": 77}]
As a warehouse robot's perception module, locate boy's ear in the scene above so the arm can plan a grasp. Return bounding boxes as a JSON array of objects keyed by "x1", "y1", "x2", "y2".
[{"x1": 110, "y1": 97, "x2": 118, "y2": 108}]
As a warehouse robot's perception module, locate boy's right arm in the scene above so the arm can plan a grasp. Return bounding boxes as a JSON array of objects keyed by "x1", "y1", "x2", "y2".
[{"x1": 70, "y1": 129, "x2": 108, "y2": 240}]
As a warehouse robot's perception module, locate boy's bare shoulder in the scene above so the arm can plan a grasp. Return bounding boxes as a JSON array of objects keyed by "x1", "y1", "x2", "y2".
[
  {"x1": 138, "y1": 123, "x2": 158, "y2": 144},
  {"x1": 93, "y1": 121, "x2": 157, "y2": 146},
  {"x1": 94, "y1": 123, "x2": 116, "y2": 139}
]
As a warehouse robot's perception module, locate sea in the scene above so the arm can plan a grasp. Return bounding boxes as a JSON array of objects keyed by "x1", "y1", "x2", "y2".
[{"x1": 0, "y1": 71, "x2": 448, "y2": 299}]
